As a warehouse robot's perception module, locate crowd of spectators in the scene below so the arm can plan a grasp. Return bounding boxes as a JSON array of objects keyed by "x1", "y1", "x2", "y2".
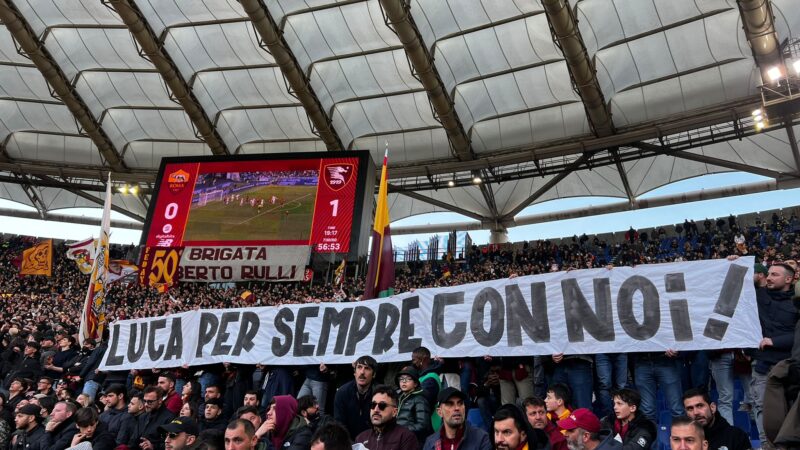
[{"x1": 0, "y1": 210, "x2": 797, "y2": 450}]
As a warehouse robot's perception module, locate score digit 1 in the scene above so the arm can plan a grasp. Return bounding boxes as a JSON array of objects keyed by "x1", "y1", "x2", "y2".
[{"x1": 329, "y1": 199, "x2": 338, "y2": 216}]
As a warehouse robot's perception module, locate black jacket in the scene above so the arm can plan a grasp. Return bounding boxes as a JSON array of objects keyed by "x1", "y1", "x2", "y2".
[
  {"x1": 35, "y1": 416, "x2": 79, "y2": 450},
  {"x1": 199, "y1": 415, "x2": 228, "y2": 432},
  {"x1": 135, "y1": 406, "x2": 175, "y2": 450},
  {"x1": 704, "y1": 411, "x2": 751, "y2": 450},
  {"x1": 100, "y1": 406, "x2": 137, "y2": 445},
  {"x1": 601, "y1": 414, "x2": 657, "y2": 450},
  {"x1": 74, "y1": 421, "x2": 117, "y2": 450},
  {"x1": 753, "y1": 288, "x2": 798, "y2": 373},
  {"x1": 333, "y1": 380, "x2": 373, "y2": 439},
  {"x1": 10, "y1": 424, "x2": 46, "y2": 450}
]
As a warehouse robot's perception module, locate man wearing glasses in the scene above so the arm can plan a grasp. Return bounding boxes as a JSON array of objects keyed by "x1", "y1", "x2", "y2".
[
  {"x1": 137, "y1": 386, "x2": 176, "y2": 450},
  {"x1": 355, "y1": 385, "x2": 419, "y2": 450},
  {"x1": 161, "y1": 416, "x2": 201, "y2": 450}
]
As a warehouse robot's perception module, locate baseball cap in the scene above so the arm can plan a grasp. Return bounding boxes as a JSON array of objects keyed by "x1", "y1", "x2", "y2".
[
  {"x1": 437, "y1": 387, "x2": 467, "y2": 405},
  {"x1": 18, "y1": 404, "x2": 41, "y2": 417},
  {"x1": 159, "y1": 417, "x2": 199, "y2": 436},
  {"x1": 557, "y1": 408, "x2": 601, "y2": 433}
]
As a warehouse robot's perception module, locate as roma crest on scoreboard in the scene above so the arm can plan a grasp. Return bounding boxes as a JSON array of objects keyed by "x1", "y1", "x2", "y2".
[
  {"x1": 322, "y1": 164, "x2": 354, "y2": 191},
  {"x1": 167, "y1": 169, "x2": 191, "y2": 194}
]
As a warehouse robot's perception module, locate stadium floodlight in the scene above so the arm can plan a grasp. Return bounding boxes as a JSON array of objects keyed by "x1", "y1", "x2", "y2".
[
  {"x1": 117, "y1": 185, "x2": 128, "y2": 195},
  {"x1": 752, "y1": 109, "x2": 761, "y2": 116},
  {"x1": 755, "y1": 121, "x2": 766, "y2": 131},
  {"x1": 447, "y1": 179, "x2": 455, "y2": 187},
  {"x1": 767, "y1": 66, "x2": 782, "y2": 82},
  {"x1": 472, "y1": 175, "x2": 482, "y2": 184},
  {"x1": 129, "y1": 185, "x2": 139, "y2": 196}
]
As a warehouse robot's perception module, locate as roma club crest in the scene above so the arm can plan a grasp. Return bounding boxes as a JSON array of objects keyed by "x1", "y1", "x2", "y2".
[
  {"x1": 167, "y1": 169, "x2": 191, "y2": 194},
  {"x1": 322, "y1": 164, "x2": 354, "y2": 191}
]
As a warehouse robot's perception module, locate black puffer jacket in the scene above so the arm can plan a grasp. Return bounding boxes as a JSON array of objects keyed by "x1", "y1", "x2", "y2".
[
  {"x1": 601, "y1": 413, "x2": 657, "y2": 450},
  {"x1": 397, "y1": 389, "x2": 431, "y2": 443}
]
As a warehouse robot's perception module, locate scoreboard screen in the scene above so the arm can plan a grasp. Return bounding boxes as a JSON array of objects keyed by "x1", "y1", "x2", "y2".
[{"x1": 141, "y1": 151, "x2": 374, "y2": 254}]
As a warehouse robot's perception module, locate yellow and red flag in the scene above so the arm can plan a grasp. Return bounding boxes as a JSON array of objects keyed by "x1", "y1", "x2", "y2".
[
  {"x1": 364, "y1": 148, "x2": 394, "y2": 299},
  {"x1": 20, "y1": 240, "x2": 52, "y2": 276},
  {"x1": 333, "y1": 259, "x2": 346, "y2": 286},
  {"x1": 79, "y1": 174, "x2": 112, "y2": 345}
]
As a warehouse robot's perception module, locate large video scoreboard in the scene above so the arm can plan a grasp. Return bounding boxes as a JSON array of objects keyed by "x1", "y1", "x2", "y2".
[{"x1": 139, "y1": 152, "x2": 375, "y2": 284}]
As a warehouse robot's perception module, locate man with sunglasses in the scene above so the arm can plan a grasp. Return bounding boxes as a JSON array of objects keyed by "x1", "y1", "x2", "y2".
[
  {"x1": 356, "y1": 385, "x2": 419, "y2": 450},
  {"x1": 160, "y1": 416, "x2": 201, "y2": 450},
  {"x1": 423, "y1": 387, "x2": 491, "y2": 450},
  {"x1": 137, "y1": 386, "x2": 176, "y2": 450}
]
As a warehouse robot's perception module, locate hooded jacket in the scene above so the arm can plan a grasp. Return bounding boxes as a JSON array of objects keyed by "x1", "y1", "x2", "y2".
[
  {"x1": 600, "y1": 413, "x2": 656, "y2": 450},
  {"x1": 271, "y1": 395, "x2": 299, "y2": 450}
]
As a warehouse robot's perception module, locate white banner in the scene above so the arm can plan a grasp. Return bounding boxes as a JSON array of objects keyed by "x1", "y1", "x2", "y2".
[
  {"x1": 100, "y1": 257, "x2": 761, "y2": 370},
  {"x1": 176, "y1": 245, "x2": 310, "y2": 282}
]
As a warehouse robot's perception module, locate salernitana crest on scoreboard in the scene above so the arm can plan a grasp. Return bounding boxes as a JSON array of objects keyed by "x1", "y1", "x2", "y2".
[
  {"x1": 323, "y1": 164, "x2": 354, "y2": 191},
  {"x1": 167, "y1": 169, "x2": 191, "y2": 194}
]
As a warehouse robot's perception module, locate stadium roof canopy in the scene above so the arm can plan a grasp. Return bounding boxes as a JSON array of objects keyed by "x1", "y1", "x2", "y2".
[{"x1": 0, "y1": 0, "x2": 798, "y2": 236}]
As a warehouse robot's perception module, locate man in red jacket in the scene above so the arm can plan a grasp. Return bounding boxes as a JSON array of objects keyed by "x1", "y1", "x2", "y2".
[
  {"x1": 523, "y1": 397, "x2": 567, "y2": 450},
  {"x1": 158, "y1": 373, "x2": 183, "y2": 415}
]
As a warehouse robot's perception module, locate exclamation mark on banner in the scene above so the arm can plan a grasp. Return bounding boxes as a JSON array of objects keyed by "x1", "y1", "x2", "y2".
[{"x1": 703, "y1": 264, "x2": 748, "y2": 340}]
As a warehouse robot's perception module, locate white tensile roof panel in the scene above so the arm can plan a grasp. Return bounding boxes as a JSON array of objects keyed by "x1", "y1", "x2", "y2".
[
  {"x1": 164, "y1": 22, "x2": 276, "y2": 78},
  {"x1": 44, "y1": 28, "x2": 153, "y2": 81},
  {"x1": 124, "y1": 141, "x2": 212, "y2": 170},
  {"x1": 4, "y1": 132, "x2": 102, "y2": 167},
  {"x1": 216, "y1": 107, "x2": 319, "y2": 150},
  {"x1": 331, "y1": 91, "x2": 441, "y2": 149},
  {"x1": 74, "y1": 71, "x2": 175, "y2": 118},
  {"x1": 15, "y1": 0, "x2": 122, "y2": 36},
  {"x1": 353, "y1": 127, "x2": 453, "y2": 165},
  {"x1": 310, "y1": 49, "x2": 423, "y2": 115},
  {"x1": 433, "y1": 13, "x2": 560, "y2": 94},
  {"x1": 192, "y1": 67, "x2": 300, "y2": 119},
  {"x1": 134, "y1": 0, "x2": 247, "y2": 37},
  {"x1": 281, "y1": 1, "x2": 400, "y2": 72}
]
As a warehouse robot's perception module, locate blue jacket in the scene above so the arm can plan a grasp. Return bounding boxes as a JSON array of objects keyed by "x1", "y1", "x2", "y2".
[
  {"x1": 754, "y1": 288, "x2": 799, "y2": 373},
  {"x1": 422, "y1": 422, "x2": 492, "y2": 450}
]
